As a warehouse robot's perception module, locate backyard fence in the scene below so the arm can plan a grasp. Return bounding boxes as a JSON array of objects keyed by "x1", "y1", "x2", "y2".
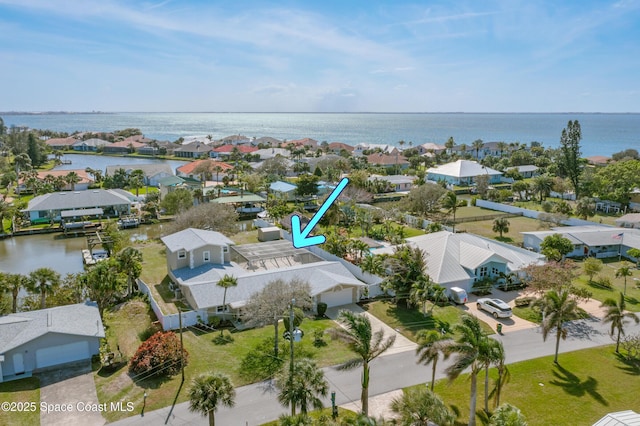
[{"x1": 137, "y1": 278, "x2": 199, "y2": 331}]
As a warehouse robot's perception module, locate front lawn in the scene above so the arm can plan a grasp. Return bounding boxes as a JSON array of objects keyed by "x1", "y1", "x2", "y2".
[
  {"x1": 572, "y1": 258, "x2": 640, "y2": 312},
  {"x1": 456, "y1": 215, "x2": 542, "y2": 246},
  {"x1": 363, "y1": 299, "x2": 494, "y2": 341},
  {"x1": 95, "y1": 301, "x2": 354, "y2": 422},
  {"x1": 0, "y1": 377, "x2": 40, "y2": 426},
  {"x1": 426, "y1": 345, "x2": 640, "y2": 426}
]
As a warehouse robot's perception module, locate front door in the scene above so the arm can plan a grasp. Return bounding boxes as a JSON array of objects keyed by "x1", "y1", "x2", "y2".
[{"x1": 13, "y1": 353, "x2": 25, "y2": 375}]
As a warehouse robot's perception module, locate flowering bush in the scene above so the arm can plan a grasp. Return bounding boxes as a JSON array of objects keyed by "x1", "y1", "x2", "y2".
[{"x1": 129, "y1": 331, "x2": 188, "y2": 378}]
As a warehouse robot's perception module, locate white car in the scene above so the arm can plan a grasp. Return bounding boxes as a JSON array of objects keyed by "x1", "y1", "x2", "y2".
[{"x1": 476, "y1": 298, "x2": 512, "y2": 319}]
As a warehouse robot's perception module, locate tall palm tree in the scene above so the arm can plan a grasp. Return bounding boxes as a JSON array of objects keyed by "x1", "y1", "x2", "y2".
[
  {"x1": 601, "y1": 292, "x2": 640, "y2": 353},
  {"x1": 115, "y1": 247, "x2": 143, "y2": 296},
  {"x1": 492, "y1": 217, "x2": 510, "y2": 238},
  {"x1": 493, "y1": 342, "x2": 509, "y2": 408},
  {"x1": 472, "y1": 139, "x2": 484, "y2": 160},
  {"x1": 6, "y1": 273, "x2": 29, "y2": 313},
  {"x1": 615, "y1": 263, "x2": 633, "y2": 295},
  {"x1": 481, "y1": 339, "x2": 505, "y2": 413},
  {"x1": 216, "y1": 275, "x2": 238, "y2": 327},
  {"x1": 532, "y1": 174, "x2": 554, "y2": 203},
  {"x1": 441, "y1": 191, "x2": 459, "y2": 232},
  {"x1": 65, "y1": 171, "x2": 81, "y2": 191},
  {"x1": 28, "y1": 267, "x2": 61, "y2": 309},
  {"x1": 445, "y1": 314, "x2": 489, "y2": 426},
  {"x1": 534, "y1": 288, "x2": 580, "y2": 364},
  {"x1": 410, "y1": 277, "x2": 433, "y2": 316},
  {"x1": 415, "y1": 330, "x2": 452, "y2": 391},
  {"x1": 188, "y1": 372, "x2": 235, "y2": 426},
  {"x1": 360, "y1": 254, "x2": 384, "y2": 277},
  {"x1": 329, "y1": 310, "x2": 396, "y2": 416},
  {"x1": 274, "y1": 358, "x2": 328, "y2": 416}
]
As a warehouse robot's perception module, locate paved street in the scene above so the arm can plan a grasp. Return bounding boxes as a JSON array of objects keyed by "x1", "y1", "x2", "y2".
[{"x1": 112, "y1": 313, "x2": 639, "y2": 426}]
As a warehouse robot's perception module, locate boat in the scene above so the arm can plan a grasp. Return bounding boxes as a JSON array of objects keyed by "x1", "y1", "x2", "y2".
[
  {"x1": 117, "y1": 215, "x2": 140, "y2": 229},
  {"x1": 236, "y1": 203, "x2": 265, "y2": 215}
]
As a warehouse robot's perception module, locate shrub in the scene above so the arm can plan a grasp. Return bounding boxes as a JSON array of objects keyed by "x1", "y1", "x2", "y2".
[
  {"x1": 470, "y1": 196, "x2": 477, "y2": 206},
  {"x1": 514, "y1": 296, "x2": 536, "y2": 307},
  {"x1": 541, "y1": 200, "x2": 554, "y2": 213},
  {"x1": 594, "y1": 275, "x2": 613, "y2": 289},
  {"x1": 208, "y1": 316, "x2": 221, "y2": 328},
  {"x1": 317, "y1": 302, "x2": 328, "y2": 317},
  {"x1": 129, "y1": 331, "x2": 188, "y2": 378}
]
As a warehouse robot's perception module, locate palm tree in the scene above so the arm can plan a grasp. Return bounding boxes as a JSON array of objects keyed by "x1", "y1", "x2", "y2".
[
  {"x1": 534, "y1": 288, "x2": 580, "y2": 364},
  {"x1": 481, "y1": 339, "x2": 505, "y2": 413},
  {"x1": 274, "y1": 358, "x2": 328, "y2": 416},
  {"x1": 216, "y1": 275, "x2": 238, "y2": 327},
  {"x1": 601, "y1": 292, "x2": 640, "y2": 353},
  {"x1": 28, "y1": 267, "x2": 61, "y2": 309},
  {"x1": 65, "y1": 171, "x2": 81, "y2": 191},
  {"x1": 410, "y1": 277, "x2": 433, "y2": 315},
  {"x1": 390, "y1": 386, "x2": 456, "y2": 426},
  {"x1": 329, "y1": 310, "x2": 396, "y2": 416},
  {"x1": 445, "y1": 314, "x2": 489, "y2": 426},
  {"x1": 441, "y1": 191, "x2": 459, "y2": 232},
  {"x1": 496, "y1": 142, "x2": 508, "y2": 157},
  {"x1": 115, "y1": 247, "x2": 143, "y2": 296},
  {"x1": 472, "y1": 139, "x2": 484, "y2": 160},
  {"x1": 188, "y1": 372, "x2": 235, "y2": 426},
  {"x1": 615, "y1": 263, "x2": 633, "y2": 295},
  {"x1": 492, "y1": 217, "x2": 510, "y2": 238},
  {"x1": 532, "y1": 174, "x2": 554, "y2": 203},
  {"x1": 489, "y1": 403, "x2": 527, "y2": 426},
  {"x1": 415, "y1": 330, "x2": 452, "y2": 391},
  {"x1": 360, "y1": 254, "x2": 384, "y2": 277},
  {"x1": 6, "y1": 273, "x2": 29, "y2": 313},
  {"x1": 493, "y1": 342, "x2": 509, "y2": 408}
]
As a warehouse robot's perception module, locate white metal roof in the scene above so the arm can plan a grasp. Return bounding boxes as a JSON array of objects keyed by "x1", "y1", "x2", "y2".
[
  {"x1": 593, "y1": 410, "x2": 640, "y2": 426},
  {"x1": 161, "y1": 228, "x2": 235, "y2": 253},
  {"x1": 426, "y1": 160, "x2": 502, "y2": 178}
]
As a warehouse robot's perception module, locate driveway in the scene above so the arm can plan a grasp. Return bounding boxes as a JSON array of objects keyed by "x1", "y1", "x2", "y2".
[
  {"x1": 461, "y1": 290, "x2": 538, "y2": 334},
  {"x1": 38, "y1": 361, "x2": 105, "y2": 426},
  {"x1": 326, "y1": 304, "x2": 418, "y2": 356}
]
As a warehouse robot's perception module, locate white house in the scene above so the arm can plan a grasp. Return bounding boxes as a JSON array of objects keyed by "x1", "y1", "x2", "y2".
[
  {"x1": 427, "y1": 160, "x2": 502, "y2": 185},
  {"x1": 368, "y1": 175, "x2": 414, "y2": 192},
  {"x1": 371, "y1": 231, "x2": 545, "y2": 292},
  {"x1": 0, "y1": 302, "x2": 104, "y2": 382}
]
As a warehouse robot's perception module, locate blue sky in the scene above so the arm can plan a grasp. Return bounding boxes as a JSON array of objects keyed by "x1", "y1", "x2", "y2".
[{"x1": 1, "y1": 0, "x2": 639, "y2": 112}]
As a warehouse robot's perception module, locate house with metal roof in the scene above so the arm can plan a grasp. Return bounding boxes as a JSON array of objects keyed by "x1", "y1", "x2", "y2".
[
  {"x1": 0, "y1": 302, "x2": 104, "y2": 383},
  {"x1": 427, "y1": 160, "x2": 502, "y2": 185},
  {"x1": 371, "y1": 231, "x2": 545, "y2": 292},
  {"x1": 160, "y1": 230, "x2": 367, "y2": 321},
  {"x1": 72, "y1": 138, "x2": 111, "y2": 152},
  {"x1": 270, "y1": 181, "x2": 298, "y2": 200},
  {"x1": 593, "y1": 410, "x2": 640, "y2": 426},
  {"x1": 368, "y1": 174, "x2": 414, "y2": 192},
  {"x1": 23, "y1": 189, "x2": 132, "y2": 223},
  {"x1": 505, "y1": 165, "x2": 540, "y2": 179},
  {"x1": 522, "y1": 226, "x2": 640, "y2": 259}
]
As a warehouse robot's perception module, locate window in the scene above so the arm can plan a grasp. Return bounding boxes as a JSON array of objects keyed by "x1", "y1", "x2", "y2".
[
  {"x1": 203, "y1": 251, "x2": 210, "y2": 262},
  {"x1": 177, "y1": 250, "x2": 186, "y2": 259},
  {"x1": 479, "y1": 266, "x2": 488, "y2": 277},
  {"x1": 223, "y1": 246, "x2": 229, "y2": 253},
  {"x1": 491, "y1": 267, "x2": 500, "y2": 276},
  {"x1": 216, "y1": 305, "x2": 226, "y2": 313}
]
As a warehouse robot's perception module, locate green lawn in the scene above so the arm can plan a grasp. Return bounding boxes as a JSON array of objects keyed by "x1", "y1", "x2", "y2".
[
  {"x1": 572, "y1": 258, "x2": 640, "y2": 312},
  {"x1": 456, "y1": 216, "x2": 542, "y2": 246},
  {"x1": 425, "y1": 345, "x2": 640, "y2": 426},
  {"x1": 0, "y1": 377, "x2": 40, "y2": 426},
  {"x1": 127, "y1": 187, "x2": 159, "y2": 196},
  {"x1": 363, "y1": 299, "x2": 494, "y2": 341},
  {"x1": 95, "y1": 301, "x2": 354, "y2": 422}
]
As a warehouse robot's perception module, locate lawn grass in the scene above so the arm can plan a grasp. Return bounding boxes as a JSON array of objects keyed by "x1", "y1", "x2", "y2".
[
  {"x1": 424, "y1": 345, "x2": 640, "y2": 426},
  {"x1": 456, "y1": 216, "x2": 542, "y2": 246},
  {"x1": 95, "y1": 302, "x2": 354, "y2": 422},
  {"x1": 0, "y1": 377, "x2": 40, "y2": 426},
  {"x1": 571, "y1": 258, "x2": 640, "y2": 312},
  {"x1": 363, "y1": 299, "x2": 494, "y2": 341}
]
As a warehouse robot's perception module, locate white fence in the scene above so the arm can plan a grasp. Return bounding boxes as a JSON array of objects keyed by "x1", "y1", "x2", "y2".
[
  {"x1": 137, "y1": 278, "x2": 200, "y2": 331},
  {"x1": 475, "y1": 199, "x2": 611, "y2": 227}
]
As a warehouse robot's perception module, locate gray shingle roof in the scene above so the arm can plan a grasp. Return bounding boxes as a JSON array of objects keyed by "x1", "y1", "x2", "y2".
[
  {"x1": 0, "y1": 302, "x2": 105, "y2": 354},
  {"x1": 26, "y1": 189, "x2": 132, "y2": 212},
  {"x1": 161, "y1": 228, "x2": 235, "y2": 253}
]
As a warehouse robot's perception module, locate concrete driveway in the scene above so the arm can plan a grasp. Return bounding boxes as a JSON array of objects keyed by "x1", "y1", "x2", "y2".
[
  {"x1": 38, "y1": 361, "x2": 105, "y2": 426},
  {"x1": 326, "y1": 304, "x2": 418, "y2": 356},
  {"x1": 460, "y1": 290, "x2": 538, "y2": 334}
]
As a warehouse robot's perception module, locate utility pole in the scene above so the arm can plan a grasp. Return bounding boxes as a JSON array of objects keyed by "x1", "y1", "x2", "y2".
[{"x1": 178, "y1": 308, "x2": 184, "y2": 383}]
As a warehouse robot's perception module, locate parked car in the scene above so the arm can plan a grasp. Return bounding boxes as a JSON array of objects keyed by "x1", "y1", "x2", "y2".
[
  {"x1": 476, "y1": 298, "x2": 512, "y2": 318},
  {"x1": 448, "y1": 287, "x2": 468, "y2": 305}
]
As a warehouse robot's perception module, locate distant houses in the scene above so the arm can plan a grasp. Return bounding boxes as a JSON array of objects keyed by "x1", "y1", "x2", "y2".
[{"x1": 105, "y1": 163, "x2": 174, "y2": 187}]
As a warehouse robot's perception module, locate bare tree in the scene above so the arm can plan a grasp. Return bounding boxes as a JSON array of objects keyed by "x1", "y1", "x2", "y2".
[
  {"x1": 165, "y1": 203, "x2": 239, "y2": 236},
  {"x1": 242, "y1": 278, "x2": 313, "y2": 358}
]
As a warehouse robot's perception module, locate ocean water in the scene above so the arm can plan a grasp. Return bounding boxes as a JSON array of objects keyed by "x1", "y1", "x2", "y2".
[{"x1": 3, "y1": 112, "x2": 639, "y2": 157}]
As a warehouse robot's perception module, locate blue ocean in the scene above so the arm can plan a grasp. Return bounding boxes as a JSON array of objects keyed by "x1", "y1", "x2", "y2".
[{"x1": 3, "y1": 112, "x2": 639, "y2": 158}]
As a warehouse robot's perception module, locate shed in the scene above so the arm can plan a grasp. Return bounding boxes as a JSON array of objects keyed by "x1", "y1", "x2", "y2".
[{"x1": 258, "y1": 227, "x2": 281, "y2": 242}]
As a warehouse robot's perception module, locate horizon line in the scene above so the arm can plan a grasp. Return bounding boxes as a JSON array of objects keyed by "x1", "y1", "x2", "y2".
[{"x1": 2, "y1": 111, "x2": 640, "y2": 115}]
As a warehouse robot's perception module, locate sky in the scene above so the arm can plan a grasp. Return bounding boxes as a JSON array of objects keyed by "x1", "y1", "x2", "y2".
[{"x1": 1, "y1": 0, "x2": 639, "y2": 113}]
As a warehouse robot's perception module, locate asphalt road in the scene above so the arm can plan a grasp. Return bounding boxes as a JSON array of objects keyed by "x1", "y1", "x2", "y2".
[{"x1": 112, "y1": 315, "x2": 639, "y2": 426}]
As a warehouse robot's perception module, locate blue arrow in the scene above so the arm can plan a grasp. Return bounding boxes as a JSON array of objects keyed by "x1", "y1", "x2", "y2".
[{"x1": 291, "y1": 177, "x2": 349, "y2": 248}]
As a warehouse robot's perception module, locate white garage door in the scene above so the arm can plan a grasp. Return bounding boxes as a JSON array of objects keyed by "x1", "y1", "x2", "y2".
[
  {"x1": 320, "y1": 287, "x2": 355, "y2": 308},
  {"x1": 36, "y1": 341, "x2": 90, "y2": 369}
]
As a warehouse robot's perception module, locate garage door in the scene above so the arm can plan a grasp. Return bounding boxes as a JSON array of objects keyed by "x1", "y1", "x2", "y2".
[
  {"x1": 36, "y1": 341, "x2": 90, "y2": 369},
  {"x1": 320, "y1": 286, "x2": 355, "y2": 308}
]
